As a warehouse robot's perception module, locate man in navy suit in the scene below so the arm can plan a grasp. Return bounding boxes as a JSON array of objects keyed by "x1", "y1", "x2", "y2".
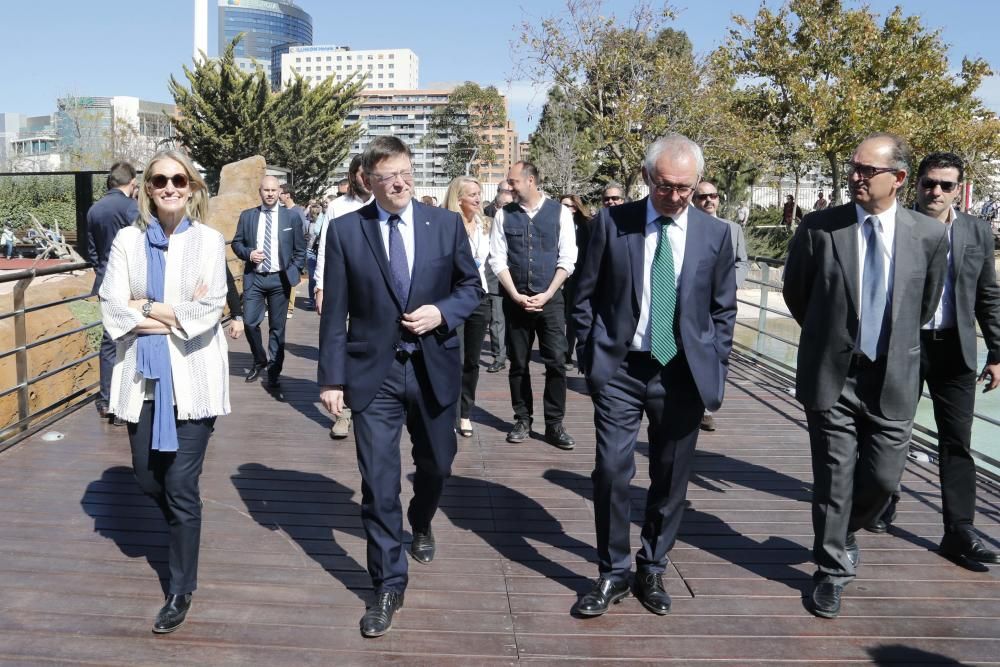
[
  {"x1": 571, "y1": 133, "x2": 737, "y2": 617},
  {"x1": 86, "y1": 161, "x2": 138, "y2": 422},
  {"x1": 232, "y1": 176, "x2": 306, "y2": 388},
  {"x1": 318, "y1": 136, "x2": 482, "y2": 637}
]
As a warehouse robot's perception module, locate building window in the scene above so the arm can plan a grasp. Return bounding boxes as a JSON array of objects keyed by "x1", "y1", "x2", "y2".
[
  {"x1": 295, "y1": 57, "x2": 301, "y2": 63},
  {"x1": 305, "y1": 57, "x2": 311, "y2": 62}
]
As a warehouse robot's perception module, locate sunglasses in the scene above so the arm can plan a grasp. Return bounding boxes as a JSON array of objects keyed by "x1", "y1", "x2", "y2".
[
  {"x1": 844, "y1": 161, "x2": 897, "y2": 180},
  {"x1": 603, "y1": 195, "x2": 624, "y2": 202},
  {"x1": 694, "y1": 193, "x2": 720, "y2": 201},
  {"x1": 919, "y1": 177, "x2": 959, "y2": 193},
  {"x1": 149, "y1": 173, "x2": 189, "y2": 189}
]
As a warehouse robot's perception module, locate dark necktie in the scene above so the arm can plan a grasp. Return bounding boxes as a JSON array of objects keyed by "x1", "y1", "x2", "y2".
[
  {"x1": 262, "y1": 209, "x2": 273, "y2": 273},
  {"x1": 650, "y1": 216, "x2": 678, "y2": 365},
  {"x1": 859, "y1": 216, "x2": 887, "y2": 360},
  {"x1": 388, "y1": 214, "x2": 410, "y2": 309}
]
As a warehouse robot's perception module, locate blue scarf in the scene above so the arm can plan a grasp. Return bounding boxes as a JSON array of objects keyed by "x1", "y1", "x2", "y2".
[{"x1": 136, "y1": 216, "x2": 190, "y2": 452}]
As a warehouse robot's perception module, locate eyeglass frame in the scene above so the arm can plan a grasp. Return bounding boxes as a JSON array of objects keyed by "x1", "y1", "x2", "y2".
[
  {"x1": 369, "y1": 170, "x2": 415, "y2": 185},
  {"x1": 149, "y1": 173, "x2": 189, "y2": 189},
  {"x1": 844, "y1": 161, "x2": 900, "y2": 180},
  {"x1": 648, "y1": 179, "x2": 697, "y2": 196},
  {"x1": 694, "y1": 192, "x2": 720, "y2": 201},
  {"x1": 918, "y1": 177, "x2": 960, "y2": 193}
]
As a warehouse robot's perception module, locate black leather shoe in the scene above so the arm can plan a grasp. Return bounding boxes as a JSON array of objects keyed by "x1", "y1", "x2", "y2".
[
  {"x1": 360, "y1": 590, "x2": 403, "y2": 637},
  {"x1": 940, "y1": 529, "x2": 1000, "y2": 564},
  {"x1": 245, "y1": 364, "x2": 265, "y2": 383},
  {"x1": 845, "y1": 532, "x2": 860, "y2": 569},
  {"x1": 573, "y1": 577, "x2": 630, "y2": 617},
  {"x1": 810, "y1": 583, "x2": 843, "y2": 619},
  {"x1": 544, "y1": 424, "x2": 575, "y2": 450},
  {"x1": 410, "y1": 527, "x2": 435, "y2": 564},
  {"x1": 865, "y1": 496, "x2": 897, "y2": 533},
  {"x1": 152, "y1": 593, "x2": 192, "y2": 634},
  {"x1": 486, "y1": 360, "x2": 506, "y2": 373},
  {"x1": 507, "y1": 419, "x2": 530, "y2": 443},
  {"x1": 634, "y1": 571, "x2": 671, "y2": 615}
]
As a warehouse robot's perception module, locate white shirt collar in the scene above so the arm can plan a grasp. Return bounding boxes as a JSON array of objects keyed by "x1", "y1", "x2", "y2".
[
  {"x1": 854, "y1": 200, "x2": 897, "y2": 231},
  {"x1": 376, "y1": 200, "x2": 414, "y2": 226},
  {"x1": 645, "y1": 198, "x2": 689, "y2": 231}
]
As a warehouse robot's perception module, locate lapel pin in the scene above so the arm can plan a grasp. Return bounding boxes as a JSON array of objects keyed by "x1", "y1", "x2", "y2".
[{"x1": 425, "y1": 220, "x2": 430, "y2": 226}]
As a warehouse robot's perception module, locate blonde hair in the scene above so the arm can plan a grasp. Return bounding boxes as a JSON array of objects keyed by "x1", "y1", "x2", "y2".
[
  {"x1": 137, "y1": 149, "x2": 209, "y2": 229},
  {"x1": 442, "y1": 176, "x2": 490, "y2": 233}
]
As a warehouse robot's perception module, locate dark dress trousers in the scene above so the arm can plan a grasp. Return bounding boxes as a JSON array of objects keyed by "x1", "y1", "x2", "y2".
[
  {"x1": 783, "y1": 202, "x2": 948, "y2": 586},
  {"x1": 86, "y1": 189, "x2": 138, "y2": 407},
  {"x1": 918, "y1": 211, "x2": 1000, "y2": 533},
  {"x1": 318, "y1": 200, "x2": 482, "y2": 594},
  {"x1": 231, "y1": 206, "x2": 305, "y2": 376},
  {"x1": 572, "y1": 200, "x2": 737, "y2": 580}
]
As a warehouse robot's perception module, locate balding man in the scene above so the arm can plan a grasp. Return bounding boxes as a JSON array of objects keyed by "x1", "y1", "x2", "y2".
[
  {"x1": 232, "y1": 176, "x2": 306, "y2": 390},
  {"x1": 783, "y1": 133, "x2": 948, "y2": 619}
]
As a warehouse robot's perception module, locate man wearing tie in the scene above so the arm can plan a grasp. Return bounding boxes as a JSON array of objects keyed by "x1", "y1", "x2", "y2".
[
  {"x1": 571, "y1": 134, "x2": 737, "y2": 617},
  {"x1": 783, "y1": 133, "x2": 948, "y2": 618},
  {"x1": 318, "y1": 136, "x2": 482, "y2": 637},
  {"x1": 867, "y1": 152, "x2": 1000, "y2": 565},
  {"x1": 232, "y1": 176, "x2": 306, "y2": 389}
]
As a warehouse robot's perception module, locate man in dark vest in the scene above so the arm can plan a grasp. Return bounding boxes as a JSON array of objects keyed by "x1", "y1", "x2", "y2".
[
  {"x1": 488, "y1": 161, "x2": 578, "y2": 449},
  {"x1": 86, "y1": 161, "x2": 138, "y2": 423}
]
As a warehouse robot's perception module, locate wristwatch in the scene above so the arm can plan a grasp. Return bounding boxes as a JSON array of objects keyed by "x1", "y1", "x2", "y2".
[{"x1": 141, "y1": 299, "x2": 154, "y2": 317}]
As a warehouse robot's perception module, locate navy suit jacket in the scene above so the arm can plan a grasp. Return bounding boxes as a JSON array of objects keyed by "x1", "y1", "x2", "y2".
[
  {"x1": 571, "y1": 199, "x2": 738, "y2": 412},
  {"x1": 231, "y1": 206, "x2": 306, "y2": 288},
  {"x1": 86, "y1": 189, "x2": 138, "y2": 294},
  {"x1": 318, "y1": 200, "x2": 483, "y2": 411}
]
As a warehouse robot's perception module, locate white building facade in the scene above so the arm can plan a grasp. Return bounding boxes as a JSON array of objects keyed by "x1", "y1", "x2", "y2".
[{"x1": 279, "y1": 45, "x2": 419, "y2": 91}]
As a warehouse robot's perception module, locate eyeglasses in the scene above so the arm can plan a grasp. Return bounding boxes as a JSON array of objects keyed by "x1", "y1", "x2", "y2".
[
  {"x1": 649, "y1": 181, "x2": 695, "y2": 196},
  {"x1": 919, "y1": 177, "x2": 959, "y2": 193},
  {"x1": 694, "y1": 193, "x2": 720, "y2": 201},
  {"x1": 370, "y1": 170, "x2": 414, "y2": 184},
  {"x1": 149, "y1": 173, "x2": 189, "y2": 189},
  {"x1": 844, "y1": 162, "x2": 898, "y2": 180},
  {"x1": 603, "y1": 195, "x2": 624, "y2": 202}
]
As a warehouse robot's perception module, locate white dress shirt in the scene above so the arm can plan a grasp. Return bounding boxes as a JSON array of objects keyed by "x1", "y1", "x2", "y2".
[
  {"x1": 923, "y1": 207, "x2": 956, "y2": 330},
  {"x1": 376, "y1": 200, "x2": 415, "y2": 278},
  {"x1": 255, "y1": 206, "x2": 281, "y2": 273},
  {"x1": 488, "y1": 193, "x2": 578, "y2": 281},
  {"x1": 630, "y1": 199, "x2": 688, "y2": 351},
  {"x1": 315, "y1": 194, "x2": 374, "y2": 291},
  {"x1": 465, "y1": 218, "x2": 490, "y2": 291}
]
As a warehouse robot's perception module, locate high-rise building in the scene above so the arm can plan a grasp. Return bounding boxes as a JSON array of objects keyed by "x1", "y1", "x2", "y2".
[
  {"x1": 337, "y1": 89, "x2": 518, "y2": 187},
  {"x1": 217, "y1": 0, "x2": 312, "y2": 88},
  {"x1": 279, "y1": 46, "x2": 419, "y2": 91}
]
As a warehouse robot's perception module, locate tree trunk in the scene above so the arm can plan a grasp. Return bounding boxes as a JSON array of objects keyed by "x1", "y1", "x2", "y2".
[{"x1": 828, "y1": 152, "x2": 842, "y2": 205}]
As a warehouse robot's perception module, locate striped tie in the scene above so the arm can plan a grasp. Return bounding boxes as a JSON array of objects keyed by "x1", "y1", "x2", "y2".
[
  {"x1": 262, "y1": 209, "x2": 273, "y2": 273},
  {"x1": 650, "y1": 216, "x2": 678, "y2": 365}
]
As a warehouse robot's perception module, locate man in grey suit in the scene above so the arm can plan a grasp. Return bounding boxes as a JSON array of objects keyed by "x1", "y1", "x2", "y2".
[
  {"x1": 783, "y1": 133, "x2": 949, "y2": 618},
  {"x1": 693, "y1": 179, "x2": 749, "y2": 431},
  {"x1": 867, "y1": 152, "x2": 1000, "y2": 565},
  {"x1": 571, "y1": 134, "x2": 736, "y2": 617}
]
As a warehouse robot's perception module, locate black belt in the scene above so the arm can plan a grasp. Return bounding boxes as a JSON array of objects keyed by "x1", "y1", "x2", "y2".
[
  {"x1": 394, "y1": 346, "x2": 420, "y2": 363},
  {"x1": 921, "y1": 327, "x2": 957, "y2": 342}
]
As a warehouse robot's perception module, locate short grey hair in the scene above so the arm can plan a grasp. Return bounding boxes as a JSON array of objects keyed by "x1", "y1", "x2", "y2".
[
  {"x1": 644, "y1": 133, "x2": 705, "y2": 177},
  {"x1": 862, "y1": 132, "x2": 911, "y2": 173},
  {"x1": 603, "y1": 181, "x2": 625, "y2": 195}
]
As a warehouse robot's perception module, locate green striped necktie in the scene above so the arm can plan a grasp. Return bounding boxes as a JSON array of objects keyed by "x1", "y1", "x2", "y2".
[{"x1": 650, "y1": 216, "x2": 677, "y2": 365}]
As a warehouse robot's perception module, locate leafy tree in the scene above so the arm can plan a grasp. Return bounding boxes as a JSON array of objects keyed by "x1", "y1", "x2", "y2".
[
  {"x1": 722, "y1": 0, "x2": 1000, "y2": 204},
  {"x1": 425, "y1": 82, "x2": 507, "y2": 180},
  {"x1": 515, "y1": 1, "x2": 759, "y2": 193},
  {"x1": 169, "y1": 37, "x2": 364, "y2": 198}
]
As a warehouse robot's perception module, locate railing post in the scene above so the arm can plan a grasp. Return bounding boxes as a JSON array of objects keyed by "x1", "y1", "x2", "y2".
[
  {"x1": 13, "y1": 277, "x2": 32, "y2": 433},
  {"x1": 756, "y1": 263, "x2": 770, "y2": 355},
  {"x1": 74, "y1": 173, "x2": 93, "y2": 260}
]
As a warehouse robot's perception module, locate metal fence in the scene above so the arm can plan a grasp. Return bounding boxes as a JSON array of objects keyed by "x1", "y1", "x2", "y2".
[
  {"x1": 734, "y1": 257, "x2": 1000, "y2": 482},
  {"x1": 0, "y1": 261, "x2": 99, "y2": 451}
]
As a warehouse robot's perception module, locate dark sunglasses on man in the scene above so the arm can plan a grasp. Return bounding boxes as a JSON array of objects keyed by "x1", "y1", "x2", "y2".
[
  {"x1": 603, "y1": 195, "x2": 624, "y2": 203},
  {"x1": 919, "y1": 177, "x2": 959, "y2": 193},
  {"x1": 694, "y1": 192, "x2": 720, "y2": 201}
]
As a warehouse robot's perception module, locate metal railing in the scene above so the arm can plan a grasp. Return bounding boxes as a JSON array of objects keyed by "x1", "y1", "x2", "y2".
[
  {"x1": 0, "y1": 261, "x2": 99, "y2": 450},
  {"x1": 735, "y1": 256, "x2": 1000, "y2": 483}
]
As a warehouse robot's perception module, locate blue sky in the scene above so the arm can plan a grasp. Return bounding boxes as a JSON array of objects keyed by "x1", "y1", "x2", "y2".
[{"x1": 2, "y1": 1, "x2": 999, "y2": 138}]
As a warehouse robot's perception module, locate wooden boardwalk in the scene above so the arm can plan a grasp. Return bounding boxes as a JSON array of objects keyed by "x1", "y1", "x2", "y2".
[{"x1": 0, "y1": 303, "x2": 997, "y2": 665}]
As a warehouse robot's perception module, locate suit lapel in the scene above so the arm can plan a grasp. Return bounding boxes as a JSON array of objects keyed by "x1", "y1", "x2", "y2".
[
  {"x1": 359, "y1": 205, "x2": 402, "y2": 310},
  {"x1": 890, "y1": 208, "x2": 917, "y2": 325},
  {"x1": 949, "y1": 212, "x2": 965, "y2": 276},
  {"x1": 831, "y1": 206, "x2": 860, "y2": 318},
  {"x1": 679, "y1": 207, "x2": 705, "y2": 303},
  {"x1": 623, "y1": 202, "x2": 645, "y2": 310}
]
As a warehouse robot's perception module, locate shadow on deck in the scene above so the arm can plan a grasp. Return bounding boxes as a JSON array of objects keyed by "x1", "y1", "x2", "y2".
[{"x1": 0, "y1": 302, "x2": 997, "y2": 665}]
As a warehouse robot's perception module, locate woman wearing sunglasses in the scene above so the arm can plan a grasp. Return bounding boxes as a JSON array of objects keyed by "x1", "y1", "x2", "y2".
[{"x1": 99, "y1": 149, "x2": 230, "y2": 634}]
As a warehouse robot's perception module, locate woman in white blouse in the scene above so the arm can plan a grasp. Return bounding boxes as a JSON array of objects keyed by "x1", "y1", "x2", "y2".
[
  {"x1": 442, "y1": 176, "x2": 492, "y2": 437},
  {"x1": 100, "y1": 149, "x2": 230, "y2": 634}
]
